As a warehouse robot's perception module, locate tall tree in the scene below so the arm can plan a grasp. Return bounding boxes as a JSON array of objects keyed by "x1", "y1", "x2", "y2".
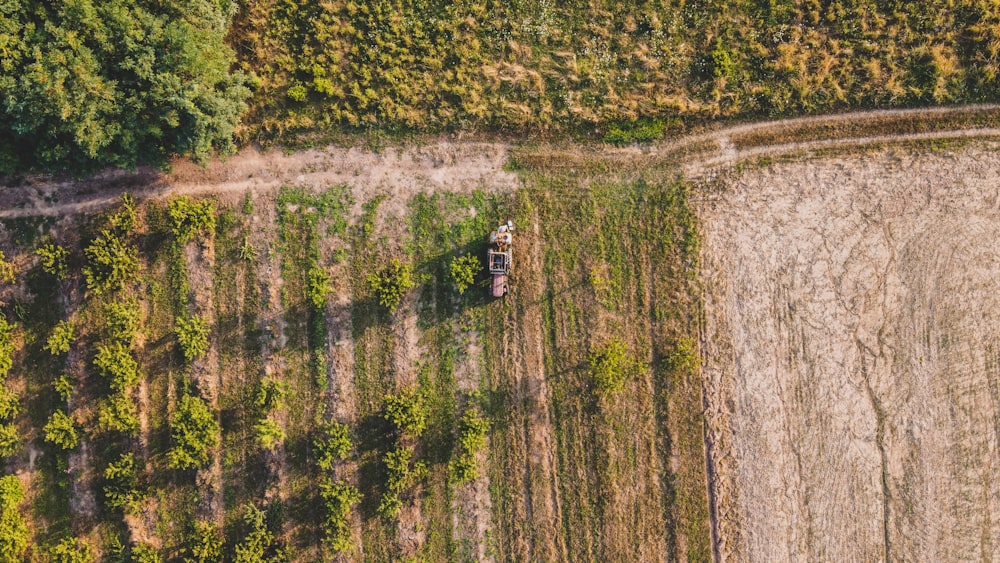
[{"x1": 0, "y1": 0, "x2": 252, "y2": 173}]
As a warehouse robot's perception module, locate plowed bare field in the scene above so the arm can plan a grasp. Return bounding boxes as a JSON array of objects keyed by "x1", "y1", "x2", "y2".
[{"x1": 700, "y1": 144, "x2": 1000, "y2": 561}]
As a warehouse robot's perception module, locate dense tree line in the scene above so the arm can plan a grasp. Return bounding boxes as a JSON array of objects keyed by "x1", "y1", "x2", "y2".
[{"x1": 0, "y1": 0, "x2": 251, "y2": 173}]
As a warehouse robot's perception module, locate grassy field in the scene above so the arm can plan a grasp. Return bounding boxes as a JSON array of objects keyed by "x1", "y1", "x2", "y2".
[
  {"x1": 233, "y1": 0, "x2": 1000, "y2": 142},
  {"x1": 0, "y1": 146, "x2": 709, "y2": 561}
]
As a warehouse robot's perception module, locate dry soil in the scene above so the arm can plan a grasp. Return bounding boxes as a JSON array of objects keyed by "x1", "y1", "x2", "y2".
[{"x1": 700, "y1": 144, "x2": 1000, "y2": 562}]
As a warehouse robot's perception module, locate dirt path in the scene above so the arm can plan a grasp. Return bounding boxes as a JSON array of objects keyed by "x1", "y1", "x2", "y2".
[
  {"x1": 700, "y1": 145, "x2": 1000, "y2": 561},
  {"x1": 0, "y1": 105, "x2": 997, "y2": 220}
]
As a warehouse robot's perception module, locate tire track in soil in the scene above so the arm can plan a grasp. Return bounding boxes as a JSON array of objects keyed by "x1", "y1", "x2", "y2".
[
  {"x1": 250, "y1": 196, "x2": 291, "y2": 534},
  {"x1": 59, "y1": 275, "x2": 99, "y2": 527},
  {"x1": 499, "y1": 214, "x2": 567, "y2": 562}
]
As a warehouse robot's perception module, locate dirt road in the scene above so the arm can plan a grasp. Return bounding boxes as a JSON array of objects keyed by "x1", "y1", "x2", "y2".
[{"x1": 700, "y1": 145, "x2": 1000, "y2": 561}]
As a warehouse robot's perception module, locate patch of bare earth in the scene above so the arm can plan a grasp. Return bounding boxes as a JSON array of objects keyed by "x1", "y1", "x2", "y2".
[
  {"x1": 183, "y1": 240, "x2": 226, "y2": 526},
  {"x1": 321, "y1": 241, "x2": 363, "y2": 560},
  {"x1": 451, "y1": 318, "x2": 496, "y2": 563},
  {"x1": 700, "y1": 143, "x2": 1000, "y2": 561},
  {"x1": 495, "y1": 215, "x2": 567, "y2": 561}
]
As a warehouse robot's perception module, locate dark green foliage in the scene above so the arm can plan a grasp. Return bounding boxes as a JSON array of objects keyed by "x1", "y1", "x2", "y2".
[
  {"x1": 319, "y1": 477, "x2": 361, "y2": 553},
  {"x1": 314, "y1": 421, "x2": 352, "y2": 472},
  {"x1": 94, "y1": 342, "x2": 140, "y2": 392},
  {"x1": 367, "y1": 259, "x2": 415, "y2": 313},
  {"x1": 382, "y1": 387, "x2": 427, "y2": 437},
  {"x1": 169, "y1": 197, "x2": 217, "y2": 244},
  {"x1": 184, "y1": 520, "x2": 224, "y2": 563},
  {"x1": 168, "y1": 394, "x2": 220, "y2": 470},
  {"x1": 378, "y1": 446, "x2": 426, "y2": 518},
  {"x1": 0, "y1": 0, "x2": 251, "y2": 173},
  {"x1": 449, "y1": 254, "x2": 480, "y2": 295},
  {"x1": 83, "y1": 231, "x2": 138, "y2": 294},
  {"x1": 588, "y1": 339, "x2": 640, "y2": 395},
  {"x1": 50, "y1": 537, "x2": 96, "y2": 563},
  {"x1": 44, "y1": 409, "x2": 79, "y2": 450},
  {"x1": 46, "y1": 320, "x2": 75, "y2": 355},
  {"x1": 175, "y1": 314, "x2": 210, "y2": 362},
  {"x1": 0, "y1": 475, "x2": 28, "y2": 561},
  {"x1": 103, "y1": 453, "x2": 141, "y2": 514},
  {"x1": 98, "y1": 393, "x2": 140, "y2": 434},
  {"x1": 449, "y1": 404, "x2": 490, "y2": 484},
  {"x1": 36, "y1": 244, "x2": 70, "y2": 280}
]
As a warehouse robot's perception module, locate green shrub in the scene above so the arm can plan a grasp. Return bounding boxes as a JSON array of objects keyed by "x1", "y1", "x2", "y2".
[
  {"x1": 254, "y1": 379, "x2": 287, "y2": 412},
  {"x1": 0, "y1": 475, "x2": 28, "y2": 561},
  {"x1": 103, "y1": 452, "x2": 141, "y2": 514},
  {"x1": 378, "y1": 446, "x2": 426, "y2": 518},
  {"x1": 0, "y1": 317, "x2": 17, "y2": 378},
  {"x1": 132, "y1": 544, "x2": 161, "y2": 563},
  {"x1": 449, "y1": 404, "x2": 490, "y2": 484},
  {"x1": 94, "y1": 342, "x2": 140, "y2": 392},
  {"x1": 44, "y1": 410, "x2": 79, "y2": 450},
  {"x1": 254, "y1": 418, "x2": 285, "y2": 451},
  {"x1": 98, "y1": 393, "x2": 140, "y2": 434},
  {"x1": 168, "y1": 394, "x2": 220, "y2": 470},
  {"x1": 0, "y1": 424, "x2": 20, "y2": 456},
  {"x1": 315, "y1": 421, "x2": 352, "y2": 471},
  {"x1": 319, "y1": 477, "x2": 361, "y2": 553},
  {"x1": 53, "y1": 375, "x2": 74, "y2": 404},
  {"x1": 104, "y1": 298, "x2": 141, "y2": 345},
  {"x1": 449, "y1": 254, "x2": 480, "y2": 295},
  {"x1": 175, "y1": 314, "x2": 210, "y2": 362},
  {"x1": 366, "y1": 259, "x2": 415, "y2": 313},
  {"x1": 46, "y1": 320, "x2": 74, "y2": 355},
  {"x1": 107, "y1": 194, "x2": 138, "y2": 235},
  {"x1": 0, "y1": 251, "x2": 15, "y2": 284},
  {"x1": 36, "y1": 244, "x2": 70, "y2": 280},
  {"x1": 169, "y1": 197, "x2": 217, "y2": 244},
  {"x1": 83, "y1": 231, "x2": 138, "y2": 294},
  {"x1": 603, "y1": 118, "x2": 666, "y2": 146},
  {"x1": 0, "y1": 385, "x2": 19, "y2": 420},
  {"x1": 382, "y1": 388, "x2": 427, "y2": 437},
  {"x1": 234, "y1": 504, "x2": 277, "y2": 563},
  {"x1": 49, "y1": 536, "x2": 96, "y2": 563},
  {"x1": 667, "y1": 337, "x2": 701, "y2": 373},
  {"x1": 239, "y1": 237, "x2": 257, "y2": 261},
  {"x1": 588, "y1": 338, "x2": 639, "y2": 395},
  {"x1": 307, "y1": 265, "x2": 333, "y2": 310},
  {"x1": 185, "y1": 520, "x2": 224, "y2": 563}
]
